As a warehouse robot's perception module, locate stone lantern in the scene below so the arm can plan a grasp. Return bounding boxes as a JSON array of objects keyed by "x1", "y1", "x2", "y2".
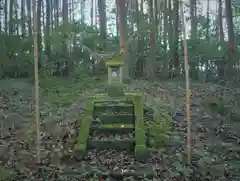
[
  {"x1": 105, "y1": 56, "x2": 124, "y2": 97},
  {"x1": 106, "y1": 58, "x2": 124, "y2": 85}
]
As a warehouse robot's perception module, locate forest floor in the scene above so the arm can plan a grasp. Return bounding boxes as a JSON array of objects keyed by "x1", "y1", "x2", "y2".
[{"x1": 0, "y1": 76, "x2": 240, "y2": 181}]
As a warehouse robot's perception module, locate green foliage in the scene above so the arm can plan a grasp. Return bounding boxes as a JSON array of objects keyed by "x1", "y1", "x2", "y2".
[
  {"x1": 0, "y1": 33, "x2": 34, "y2": 78},
  {"x1": 148, "y1": 110, "x2": 171, "y2": 148},
  {"x1": 0, "y1": 21, "x2": 114, "y2": 78},
  {"x1": 0, "y1": 167, "x2": 15, "y2": 181},
  {"x1": 201, "y1": 98, "x2": 230, "y2": 116}
]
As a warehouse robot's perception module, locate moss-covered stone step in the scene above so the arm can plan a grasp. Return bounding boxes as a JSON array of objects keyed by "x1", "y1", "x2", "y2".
[
  {"x1": 91, "y1": 123, "x2": 135, "y2": 134},
  {"x1": 94, "y1": 97, "x2": 130, "y2": 103},
  {"x1": 74, "y1": 100, "x2": 94, "y2": 160},
  {"x1": 93, "y1": 102, "x2": 134, "y2": 118},
  {"x1": 88, "y1": 140, "x2": 134, "y2": 150},
  {"x1": 99, "y1": 113, "x2": 134, "y2": 124},
  {"x1": 93, "y1": 93, "x2": 145, "y2": 101},
  {"x1": 60, "y1": 167, "x2": 155, "y2": 179},
  {"x1": 94, "y1": 102, "x2": 133, "y2": 110}
]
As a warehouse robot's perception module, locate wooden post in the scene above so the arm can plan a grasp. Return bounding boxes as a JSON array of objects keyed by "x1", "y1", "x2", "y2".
[
  {"x1": 180, "y1": 1, "x2": 191, "y2": 166},
  {"x1": 33, "y1": 0, "x2": 40, "y2": 163}
]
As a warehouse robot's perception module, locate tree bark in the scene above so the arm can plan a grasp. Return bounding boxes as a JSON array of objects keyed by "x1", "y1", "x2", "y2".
[
  {"x1": 9, "y1": 0, "x2": 14, "y2": 34},
  {"x1": 98, "y1": 0, "x2": 107, "y2": 49},
  {"x1": 225, "y1": 0, "x2": 235, "y2": 78},
  {"x1": 45, "y1": 0, "x2": 51, "y2": 62},
  {"x1": 37, "y1": 0, "x2": 42, "y2": 61},
  {"x1": 21, "y1": 0, "x2": 26, "y2": 37},
  {"x1": 4, "y1": 0, "x2": 7, "y2": 33},
  {"x1": 26, "y1": 0, "x2": 32, "y2": 36}
]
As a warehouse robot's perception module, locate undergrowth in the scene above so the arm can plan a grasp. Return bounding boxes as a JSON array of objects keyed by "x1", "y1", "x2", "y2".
[{"x1": 39, "y1": 75, "x2": 95, "y2": 106}]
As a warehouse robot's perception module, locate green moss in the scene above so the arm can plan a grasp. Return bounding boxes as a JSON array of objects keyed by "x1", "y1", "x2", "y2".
[
  {"x1": 135, "y1": 127, "x2": 148, "y2": 161},
  {"x1": 105, "y1": 84, "x2": 124, "y2": 97},
  {"x1": 135, "y1": 128, "x2": 146, "y2": 145},
  {"x1": 84, "y1": 99, "x2": 94, "y2": 112},
  {"x1": 132, "y1": 94, "x2": 148, "y2": 160},
  {"x1": 93, "y1": 93, "x2": 107, "y2": 100},
  {"x1": 100, "y1": 124, "x2": 134, "y2": 129},
  {"x1": 105, "y1": 55, "x2": 124, "y2": 66},
  {"x1": 93, "y1": 93, "x2": 145, "y2": 101},
  {"x1": 74, "y1": 100, "x2": 93, "y2": 156},
  {"x1": 135, "y1": 144, "x2": 148, "y2": 161},
  {"x1": 74, "y1": 144, "x2": 86, "y2": 152},
  {"x1": 125, "y1": 93, "x2": 144, "y2": 101},
  {"x1": 133, "y1": 94, "x2": 144, "y2": 128},
  {"x1": 99, "y1": 113, "x2": 133, "y2": 124},
  {"x1": 74, "y1": 115, "x2": 92, "y2": 151}
]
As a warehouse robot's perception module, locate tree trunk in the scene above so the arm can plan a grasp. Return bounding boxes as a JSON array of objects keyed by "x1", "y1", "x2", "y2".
[
  {"x1": 206, "y1": 0, "x2": 210, "y2": 41},
  {"x1": 190, "y1": 0, "x2": 197, "y2": 80},
  {"x1": 54, "y1": 0, "x2": 59, "y2": 27},
  {"x1": 9, "y1": 0, "x2": 14, "y2": 34},
  {"x1": 148, "y1": 0, "x2": 156, "y2": 79},
  {"x1": 98, "y1": 0, "x2": 107, "y2": 49},
  {"x1": 62, "y1": 0, "x2": 70, "y2": 75},
  {"x1": 163, "y1": 0, "x2": 167, "y2": 51},
  {"x1": 14, "y1": 0, "x2": 19, "y2": 35},
  {"x1": 225, "y1": 0, "x2": 235, "y2": 79},
  {"x1": 172, "y1": 0, "x2": 179, "y2": 76},
  {"x1": 62, "y1": 0, "x2": 68, "y2": 23},
  {"x1": 21, "y1": 0, "x2": 26, "y2": 37},
  {"x1": 45, "y1": 0, "x2": 51, "y2": 62},
  {"x1": 37, "y1": 0, "x2": 42, "y2": 62},
  {"x1": 4, "y1": 0, "x2": 7, "y2": 33},
  {"x1": 217, "y1": 0, "x2": 225, "y2": 77},
  {"x1": 72, "y1": 0, "x2": 74, "y2": 20},
  {"x1": 190, "y1": 0, "x2": 197, "y2": 39},
  {"x1": 218, "y1": 0, "x2": 224, "y2": 42},
  {"x1": 32, "y1": 0, "x2": 40, "y2": 163},
  {"x1": 135, "y1": 0, "x2": 143, "y2": 77},
  {"x1": 91, "y1": 0, "x2": 93, "y2": 26},
  {"x1": 117, "y1": 0, "x2": 129, "y2": 79},
  {"x1": 80, "y1": 0, "x2": 85, "y2": 23},
  {"x1": 26, "y1": 0, "x2": 32, "y2": 36},
  {"x1": 116, "y1": 0, "x2": 119, "y2": 37},
  {"x1": 138, "y1": 0, "x2": 145, "y2": 77},
  {"x1": 0, "y1": 2, "x2": 1, "y2": 31}
]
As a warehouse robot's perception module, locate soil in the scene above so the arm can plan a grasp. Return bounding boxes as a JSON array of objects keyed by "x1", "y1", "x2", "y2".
[{"x1": 0, "y1": 78, "x2": 239, "y2": 181}]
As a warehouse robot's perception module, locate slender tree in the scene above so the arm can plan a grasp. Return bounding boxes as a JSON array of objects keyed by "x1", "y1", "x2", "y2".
[
  {"x1": 180, "y1": 0, "x2": 191, "y2": 167},
  {"x1": 32, "y1": 0, "x2": 40, "y2": 163}
]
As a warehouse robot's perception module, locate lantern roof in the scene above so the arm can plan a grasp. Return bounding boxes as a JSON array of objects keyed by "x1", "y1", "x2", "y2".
[{"x1": 106, "y1": 55, "x2": 124, "y2": 67}]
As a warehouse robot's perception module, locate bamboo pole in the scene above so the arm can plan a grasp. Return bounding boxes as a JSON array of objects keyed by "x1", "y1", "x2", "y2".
[
  {"x1": 33, "y1": 0, "x2": 40, "y2": 163},
  {"x1": 180, "y1": 0, "x2": 191, "y2": 166}
]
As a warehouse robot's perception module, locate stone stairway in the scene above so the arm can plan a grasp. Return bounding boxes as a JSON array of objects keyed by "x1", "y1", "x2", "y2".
[{"x1": 74, "y1": 94, "x2": 148, "y2": 162}]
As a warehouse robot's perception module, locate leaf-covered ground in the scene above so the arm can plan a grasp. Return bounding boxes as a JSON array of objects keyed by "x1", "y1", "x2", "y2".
[{"x1": 0, "y1": 77, "x2": 240, "y2": 181}]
